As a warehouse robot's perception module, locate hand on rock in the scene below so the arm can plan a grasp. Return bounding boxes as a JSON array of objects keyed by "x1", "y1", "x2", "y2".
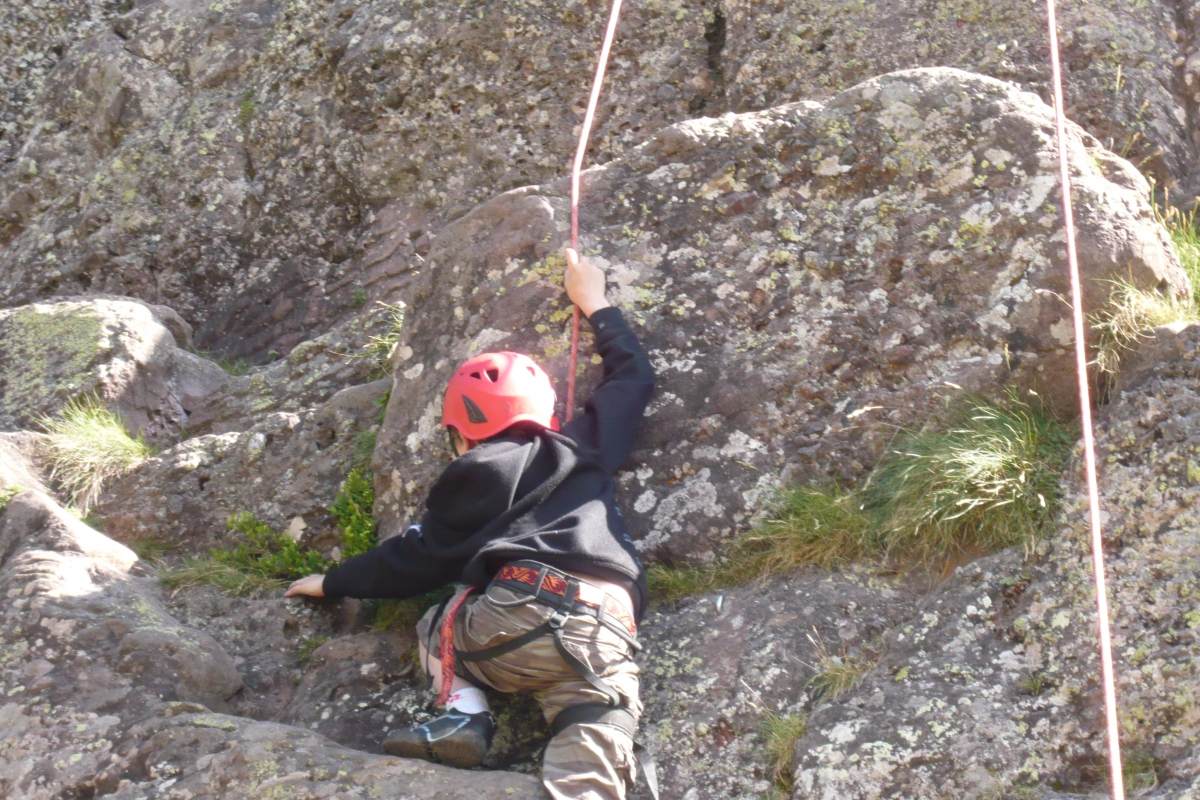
[
  {"x1": 564, "y1": 247, "x2": 611, "y2": 318},
  {"x1": 285, "y1": 574, "x2": 326, "y2": 598}
]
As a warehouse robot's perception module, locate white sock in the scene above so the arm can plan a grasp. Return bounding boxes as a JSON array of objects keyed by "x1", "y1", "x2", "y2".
[{"x1": 445, "y1": 687, "x2": 489, "y2": 715}]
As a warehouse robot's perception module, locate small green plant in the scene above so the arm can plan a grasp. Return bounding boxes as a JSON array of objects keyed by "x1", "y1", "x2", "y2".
[
  {"x1": 980, "y1": 785, "x2": 1042, "y2": 800},
  {"x1": 1123, "y1": 752, "x2": 1159, "y2": 794},
  {"x1": 0, "y1": 485, "x2": 23, "y2": 515},
  {"x1": 370, "y1": 585, "x2": 457, "y2": 633},
  {"x1": 216, "y1": 512, "x2": 330, "y2": 578},
  {"x1": 157, "y1": 513, "x2": 329, "y2": 597},
  {"x1": 42, "y1": 396, "x2": 154, "y2": 510},
  {"x1": 158, "y1": 556, "x2": 288, "y2": 597},
  {"x1": 296, "y1": 634, "x2": 330, "y2": 664},
  {"x1": 351, "y1": 287, "x2": 369, "y2": 308},
  {"x1": 1092, "y1": 280, "x2": 1194, "y2": 377},
  {"x1": 218, "y1": 357, "x2": 254, "y2": 376},
  {"x1": 760, "y1": 712, "x2": 807, "y2": 793},
  {"x1": 236, "y1": 89, "x2": 256, "y2": 126},
  {"x1": 805, "y1": 630, "x2": 869, "y2": 703},
  {"x1": 128, "y1": 537, "x2": 174, "y2": 562},
  {"x1": 363, "y1": 301, "x2": 406, "y2": 378},
  {"x1": 329, "y1": 468, "x2": 377, "y2": 560},
  {"x1": 1018, "y1": 670, "x2": 1049, "y2": 696},
  {"x1": 863, "y1": 393, "x2": 1075, "y2": 564}
]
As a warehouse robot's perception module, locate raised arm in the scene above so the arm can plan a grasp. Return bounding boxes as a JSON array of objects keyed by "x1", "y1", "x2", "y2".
[{"x1": 562, "y1": 248, "x2": 656, "y2": 473}]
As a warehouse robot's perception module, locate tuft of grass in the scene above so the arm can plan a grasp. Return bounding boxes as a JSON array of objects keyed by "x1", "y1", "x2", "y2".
[
  {"x1": 805, "y1": 629, "x2": 869, "y2": 703},
  {"x1": 127, "y1": 537, "x2": 174, "y2": 562},
  {"x1": 329, "y1": 468, "x2": 377, "y2": 560},
  {"x1": 158, "y1": 555, "x2": 288, "y2": 597},
  {"x1": 980, "y1": 785, "x2": 1043, "y2": 800},
  {"x1": 863, "y1": 393, "x2": 1075, "y2": 565},
  {"x1": 41, "y1": 397, "x2": 153, "y2": 511},
  {"x1": 1123, "y1": 752, "x2": 1159, "y2": 795},
  {"x1": 157, "y1": 513, "x2": 328, "y2": 597},
  {"x1": 648, "y1": 394, "x2": 1074, "y2": 602},
  {"x1": 363, "y1": 302, "x2": 406, "y2": 378},
  {"x1": 1157, "y1": 198, "x2": 1200, "y2": 305},
  {"x1": 218, "y1": 357, "x2": 254, "y2": 376},
  {"x1": 1092, "y1": 280, "x2": 1194, "y2": 377},
  {"x1": 296, "y1": 634, "x2": 330, "y2": 664},
  {"x1": 1018, "y1": 670, "x2": 1049, "y2": 697},
  {"x1": 760, "y1": 712, "x2": 807, "y2": 793},
  {"x1": 216, "y1": 512, "x2": 330, "y2": 578},
  {"x1": 0, "y1": 485, "x2": 23, "y2": 515},
  {"x1": 351, "y1": 287, "x2": 369, "y2": 308},
  {"x1": 370, "y1": 586, "x2": 457, "y2": 632}
]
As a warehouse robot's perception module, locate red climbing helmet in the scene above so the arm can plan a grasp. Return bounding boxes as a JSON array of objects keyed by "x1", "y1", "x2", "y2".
[{"x1": 442, "y1": 351, "x2": 561, "y2": 441}]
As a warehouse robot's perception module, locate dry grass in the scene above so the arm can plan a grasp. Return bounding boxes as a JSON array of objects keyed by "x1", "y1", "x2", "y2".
[
  {"x1": 648, "y1": 394, "x2": 1073, "y2": 603},
  {"x1": 863, "y1": 393, "x2": 1075, "y2": 564},
  {"x1": 805, "y1": 629, "x2": 870, "y2": 703},
  {"x1": 760, "y1": 712, "x2": 807, "y2": 793},
  {"x1": 41, "y1": 397, "x2": 153, "y2": 510},
  {"x1": 157, "y1": 555, "x2": 287, "y2": 597}
]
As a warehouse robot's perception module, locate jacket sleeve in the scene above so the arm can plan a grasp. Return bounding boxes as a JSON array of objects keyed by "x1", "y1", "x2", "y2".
[
  {"x1": 562, "y1": 306, "x2": 656, "y2": 473},
  {"x1": 321, "y1": 524, "x2": 464, "y2": 600}
]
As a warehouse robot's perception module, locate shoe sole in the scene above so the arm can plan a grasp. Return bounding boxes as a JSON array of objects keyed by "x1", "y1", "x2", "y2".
[{"x1": 383, "y1": 730, "x2": 489, "y2": 769}]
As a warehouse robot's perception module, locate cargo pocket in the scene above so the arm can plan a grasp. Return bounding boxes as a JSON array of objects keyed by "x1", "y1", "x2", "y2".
[{"x1": 461, "y1": 584, "x2": 554, "y2": 651}]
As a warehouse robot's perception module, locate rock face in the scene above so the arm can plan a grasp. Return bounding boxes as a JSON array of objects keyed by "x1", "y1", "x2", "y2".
[
  {"x1": 0, "y1": 489, "x2": 543, "y2": 800},
  {"x1": 94, "y1": 304, "x2": 400, "y2": 553},
  {"x1": 637, "y1": 570, "x2": 918, "y2": 797},
  {"x1": 0, "y1": 296, "x2": 226, "y2": 442},
  {"x1": 3, "y1": 0, "x2": 1196, "y2": 362},
  {"x1": 374, "y1": 67, "x2": 1184, "y2": 563},
  {"x1": 789, "y1": 322, "x2": 1200, "y2": 799},
  {"x1": 718, "y1": 0, "x2": 1195, "y2": 194}
]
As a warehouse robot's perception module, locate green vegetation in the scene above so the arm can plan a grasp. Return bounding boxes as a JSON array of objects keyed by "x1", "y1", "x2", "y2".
[
  {"x1": 237, "y1": 89, "x2": 256, "y2": 126},
  {"x1": 370, "y1": 586, "x2": 456, "y2": 632},
  {"x1": 127, "y1": 536, "x2": 174, "y2": 562},
  {"x1": 1093, "y1": 197, "x2": 1200, "y2": 377},
  {"x1": 158, "y1": 512, "x2": 329, "y2": 597},
  {"x1": 805, "y1": 630, "x2": 869, "y2": 703},
  {"x1": 296, "y1": 634, "x2": 330, "y2": 664},
  {"x1": 1123, "y1": 752, "x2": 1159, "y2": 794},
  {"x1": 217, "y1": 357, "x2": 254, "y2": 376},
  {"x1": 648, "y1": 394, "x2": 1074, "y2": 602},
  {"x1": 329, "y1": 468, "x2": 377, "y2": 560},
  {"x1": 351, "y1": 287, "x2": 369, "y2": 308},
  {"x1": 760, "y1": 712, "x2": 807, "y2": 794},
  {"x1": 862, "y1": 393, "x2": 1074, "y2": 564},
  {"x1": 41, "y1": 396, "x2": 154, "y2": 511},
  {"x1": 0, "y1": 485, "x2": 23, "y2": 515},
  {"x1": 980, "y1": 786, "x2": 1042, "y2": 800},
  {"x1": 363, "y1": 302, "x2": 406, "y2": 377}
]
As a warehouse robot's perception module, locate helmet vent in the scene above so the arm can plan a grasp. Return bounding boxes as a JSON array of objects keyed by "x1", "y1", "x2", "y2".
[
  {"x1": 470, "y1": 371, "x2": 481, "y2": 379},
  {"x1": 486, "y1": 368, "x2": 500, "y2": 382},
  {"x1": 462, "y1": 395, "x2": 489, "y2": 424}
]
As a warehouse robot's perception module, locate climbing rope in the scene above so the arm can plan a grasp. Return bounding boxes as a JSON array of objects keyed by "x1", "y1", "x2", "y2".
[
  {"x1": 1043, "y1": 1, "x2": 1125, "y2": 797},
  {"x1": 565, "y1": 0, "x2": 626, "y2": 422}
]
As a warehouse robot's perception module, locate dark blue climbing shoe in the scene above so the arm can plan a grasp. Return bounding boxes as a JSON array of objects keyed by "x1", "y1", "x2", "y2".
[{"x1": 382, "y1": 710, "x2": 496, "y2": 768}]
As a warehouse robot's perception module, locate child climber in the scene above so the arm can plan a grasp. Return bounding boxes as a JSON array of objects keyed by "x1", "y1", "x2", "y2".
[{"x1": 285, "y1": 248, "x2": 656, "y2": 800}]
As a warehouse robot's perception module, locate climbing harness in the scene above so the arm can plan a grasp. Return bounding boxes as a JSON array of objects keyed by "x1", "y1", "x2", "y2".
[
  {"x1": 435, "y1": 561, "x2": 658, "y2": 799},
  {"x1": 565, "y1": 0, "x2": 626, "y2": 422},
  {"x1": 1043, "y1": 0, "x2": 1125, "y2": 796}
]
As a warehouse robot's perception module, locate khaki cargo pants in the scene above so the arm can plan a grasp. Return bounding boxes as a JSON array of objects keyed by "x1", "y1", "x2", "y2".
[{"x1": 417, "y1": 583, "x2": 642, "y2": 800}]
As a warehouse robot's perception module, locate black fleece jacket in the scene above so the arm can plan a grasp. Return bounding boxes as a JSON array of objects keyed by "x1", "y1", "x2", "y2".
[{"x1": 321, "y1": 306, "x2": 656, "y2": 618}]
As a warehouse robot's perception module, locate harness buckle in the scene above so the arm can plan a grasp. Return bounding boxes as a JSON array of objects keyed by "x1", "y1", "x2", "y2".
[{"x1": 548, "y1": 610, "x2": 570, "y2": 630}]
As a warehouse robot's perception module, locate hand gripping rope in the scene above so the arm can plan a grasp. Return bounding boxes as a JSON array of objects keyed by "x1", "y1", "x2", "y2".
[
  {"x1": 1044, "y1": 0, "x2": 1125, "y2": 797},
  {"x1": 565, "y1": 0, "x2": 625, "y2": 422}
]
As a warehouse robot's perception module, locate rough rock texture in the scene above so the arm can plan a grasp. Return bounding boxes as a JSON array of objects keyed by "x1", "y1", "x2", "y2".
[
  {"x1": 96, "y1": 377, "x2": 389, "y2": 554},
  {"x1": 374, "y1": 68, "x2": 1185, "y2": 563},
  {"x1": 0, "y1": 432, "x2": 49, "y2": 494},
  {"x1": 0, "y1": 0, "x2": 717, "y2": 357},
  {"x1": 0, "y1": 489, "x2": 543, "y2": 799},
  {"x1": 3, "y1": 0, "x2": 1196, "y2": 363},
  {"x1": 92, "y1": 301, "x2": 401, "y2": 552},
  {"x1": 636, "y1": 570, "x2": 918, "y2": 798},
  {"x1": 718, "y1": 0, "x2": 1196, "y2": 194},
  {"x1": 789, "y1": 323, "x2": 1200, "y2": 799},
  {"x1": 0, "y1": 296, "x2": 226, "y2": 442}
]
